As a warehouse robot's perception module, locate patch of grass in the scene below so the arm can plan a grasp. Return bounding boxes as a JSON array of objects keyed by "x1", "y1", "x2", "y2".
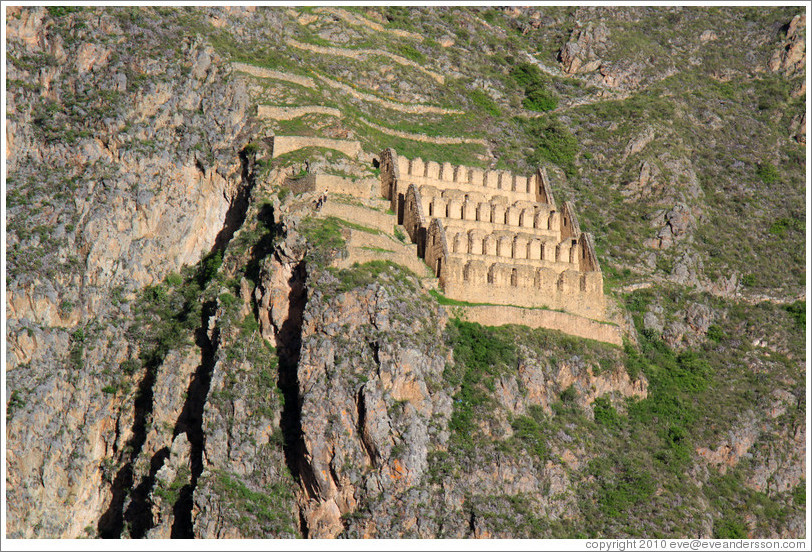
[
  {"x1": 391, "y1": 42, "x2": 425, "y2": 63},
  {"x1": 792, "y1": 481, "x2": 805, "y2": 506},
  {"x1": 589, "y1": 455, "x2": 657, "y2": 518},
  {"x1": 511, "y1": 407, "x2": 549, "y2": 462},
  {"x1": 327, "y1": 260, "x2": 416, "y2": 294},
  {"x1": 522, "y1": 116, "x2": 578, "y2": 177},
  {"x1": 768, "y1": 216, "x2": 803, "y2": 237},
  {"x1": 784, "y1": 300, "x2": 805, "y2": 331},
  {"x1": 444, "y1": 320, "x2": 518, "y2": 448},
  {"x1": 510, "y1": 62, "x2": 558, "y2": 112},
  {"x1": 298, "y1": 216, "x2": 347, "y2": 269},
  {"x1": 592, "y1": 396, "x2": 621, "y2": 429},
  {"x1": 756, "y1": 162, "x2": 779, "y2": 184},
  {"x1": 713, "y1": 515, "x2": 748, "y2": 538},
  {"x1": 333, "y1": 218, "x2": 382, "y2": 235},
  {"x1": 469, "y1": 88, "x2": 501, "y2": 116},
  {"x1": 214, "y1": 471, "x2": 298, "y2": 537}
]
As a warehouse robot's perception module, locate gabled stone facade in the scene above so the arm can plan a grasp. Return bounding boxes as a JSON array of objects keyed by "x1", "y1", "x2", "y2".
[{"x1": 380, "y1": 148, "x2": 606, "y2": 321}]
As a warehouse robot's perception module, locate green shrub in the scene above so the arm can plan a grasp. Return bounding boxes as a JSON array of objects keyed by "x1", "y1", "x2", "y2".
[
  {"x1": 792, "y1": 481, "x2": 806, "y2": 506},
  {"x1": 523, "y1": 117, "x2": 578, "y2": 177},
  {"x1": 523, "y1": 82, "x2": 558, "y2": 111},
  {"x1": 706, "y1": 324, "x2": 725, "y2": 343},
  {"x1": 591, "y1": 457, "x2": 656, "y2": 517},
  {"x1": 741, "y1": 274, "x2": 757, "y2": 287},
  {"x1": 7, "y1": 390, "x2": 26, "y2": 420},
  {"x1": 47, "y1": 6, "x2": 82, "y2": 17},
  {"x1": 70, "y1": 327, "x2": 85, "y2": 370},
  {"x1": 756, "y1": 162, "x2": 779, "y2": 184},
  {"x1": 470, "y1": 88, "x2": 501, "y2": 116},
  {"x1": 165, "y1": 272, "x2": 183, "y2": 287},
  {"x1": 510, "y1": 62, "x2": 558, "y2": 112},
  {"x1": 120, "y1": 359, "x2": 140, "y2": 375},
  {"x1": 560, "y1": 385, "x2": 577, "y2": 403},
  {"x1": 713, "y1": 516, "x2": 748, "y2": 538},
  {"x1": 198, "y1": 250, "x2": 223, "y2": 285},
  {"x1": 593, "y1": 397, "x2": 621, "y2": 428},
  {"x1": 511, "y1": 413, "x2": 549, "y2": 461},
  {"x1": 784, "y1": 300, "x2": 805, "y2": 330},
  {"x1": 509, "y1": 62, "x2": 544, "y2": 88}
]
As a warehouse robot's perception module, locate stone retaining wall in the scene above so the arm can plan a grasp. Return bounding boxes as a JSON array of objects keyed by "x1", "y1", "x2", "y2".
[
  {"x1": 359, "y1": 117, "x2": 487, "y2": 145},
  {"x1": 230, "y1": 62, "x2": 315, "y2": 88},
  {"x1": 287, "y1": 38, "x2": 444, "y2": 84},
  {"x1": 319, "y1": 200, "x2": 396, "y2": 231},
  {"x1": 257, "y1": 105, "x2": 342, "y2": 120},
  {"x1": 271, "y1": 136, "x2": 362, "y2": 159},
  {"x1": 313, "y1": 7, "x2": 425, "y2": 42},
  {"x1": 285, "y1": 174, "x2": 375, "y2": 198},
  {"x1": 313, "y1": 73, "x2": 462, "y2": 115},
  {"x1": 454, "y1": 305, "x2": 623, "y2": 346}
]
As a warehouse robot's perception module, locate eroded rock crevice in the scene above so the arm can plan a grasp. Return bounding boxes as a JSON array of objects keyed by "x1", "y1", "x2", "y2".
[
  {"x1": 97, "y1": 355, "x2": 161, "y2": 538},
  {"x1": 169, "y1": 300, "x2": 219, "y2": 538},
  {"x1": 274, "y1": 260, "x2": 315, "y2": 519},
  {"x1": 97, "y1": 147, "x2": 257, "y2": 539}
]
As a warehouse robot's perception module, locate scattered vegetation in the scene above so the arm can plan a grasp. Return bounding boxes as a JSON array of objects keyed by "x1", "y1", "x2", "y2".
[
  {"x1": 211, "y1": 471, "x2": 299, "y2": 537},
  {"x1": 521, "y1": 116, "x2": 579, "y2": 177},
  {"x1": 509, "y1": 62, "x2": 558, "y2": 112}
]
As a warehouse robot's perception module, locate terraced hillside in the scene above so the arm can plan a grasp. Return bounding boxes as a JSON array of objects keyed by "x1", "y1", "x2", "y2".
[{"x1": 5, "y1": 5, "x2": 807, "y2": 540}]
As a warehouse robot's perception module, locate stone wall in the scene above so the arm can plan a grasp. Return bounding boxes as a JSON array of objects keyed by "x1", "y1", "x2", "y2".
[
  {"x1": 388, "y1": 154, "x2": 559, "y2": 208},
  {"x1": 455, "y1": 305, "x2": 623, "y2": 346},
  {"x1": 257, "y1": 105, "x2": 342, "y2": 120},
  {"x1": 380, "y1": 148, "x2": 607, "y2": 323},
  {"x1": 319, "y1": 200, "x2": 395, "y2": 232},
  {"x1": 286, "y1": 38, "x2": 445, "y2": 84},
  {"x1": 285, "y1": 173, "x2": 375, "y2": 198},
  {"x1": 270, "y1": 135, "x2": 362, "y2": 159},
  {"x1": 230, "y1": 62, "x2": 315, "y2": 88}
]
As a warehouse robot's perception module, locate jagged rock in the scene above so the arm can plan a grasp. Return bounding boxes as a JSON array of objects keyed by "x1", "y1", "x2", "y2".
[
  {"x1": 622, "y1": 126, "x2": 655, "y2": 160},
  {"x1": 645, "y1": 203, "x2": 694, "y2": 250},
  {"x1": 558, "y1": 22, "x2": 608, "y2": 74},
  {"x1": 768, "y1": 14, "x2": 805, "y2": 75},
  {"x1": 699, "y1": 30, "x2": 718, "y2": 43},
  {"x1": 292, "y1": 275, "x2": 451, "y2": 537},
  {"x1": 790, "y1": 112, "x2": 806, "y2": 144},
  {"x1": 622, "y1": 159, "x2": 660, "y2": 199}
]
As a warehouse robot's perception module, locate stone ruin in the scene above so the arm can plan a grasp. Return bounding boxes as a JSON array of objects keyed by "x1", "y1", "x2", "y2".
[{"x1": 379, "y1": 148, "x2": 606, "y2": 321}]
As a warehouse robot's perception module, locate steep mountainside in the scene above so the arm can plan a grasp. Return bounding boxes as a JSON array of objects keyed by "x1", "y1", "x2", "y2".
[{"x1": 4, "y1": 6, "x2": 807, "y2": 539}]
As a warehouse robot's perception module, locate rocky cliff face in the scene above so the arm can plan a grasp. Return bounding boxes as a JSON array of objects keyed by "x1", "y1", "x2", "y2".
[
  {"x1": 5, "y1": 5, "x2": 806, "y2": 540},
  {"x1": 6, "y1": 6, "x2": 254, "y2": 537}
]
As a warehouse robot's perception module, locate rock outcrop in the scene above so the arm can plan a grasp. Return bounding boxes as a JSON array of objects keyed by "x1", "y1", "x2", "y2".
[
  {"x1": 558, "y1": 22, "x2": 609, "y2": 74},
  {"x1": 768, "y1": 14, "x2": 805, "y2": 75},
  {"x1": 5, "y1": 7, "x2": 254, "y2": 537}
]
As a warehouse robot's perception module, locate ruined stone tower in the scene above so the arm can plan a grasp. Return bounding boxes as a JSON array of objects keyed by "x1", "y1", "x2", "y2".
[{"x1": 379, "y1": 148, "x2": 606, "y2": 321}]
